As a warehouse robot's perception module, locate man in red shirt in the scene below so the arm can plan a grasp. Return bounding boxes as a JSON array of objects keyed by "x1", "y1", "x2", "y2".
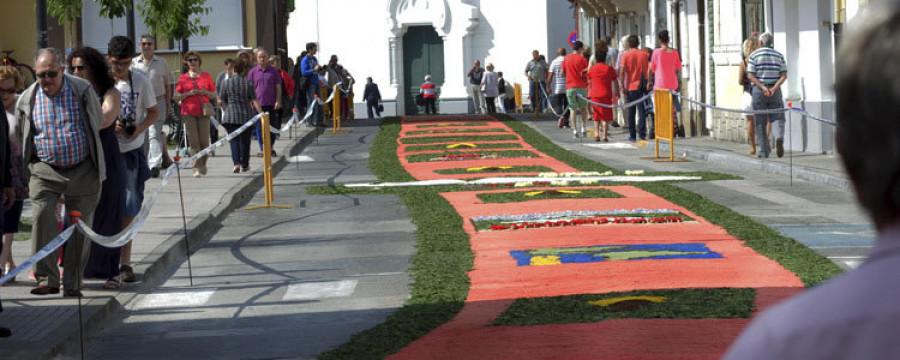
[
  {"x1": 563, "y1": 41, "x2": 589, "y2": 138},
  {"x1": 618, "y1": 35, "x2": 650, "y2": 142}
]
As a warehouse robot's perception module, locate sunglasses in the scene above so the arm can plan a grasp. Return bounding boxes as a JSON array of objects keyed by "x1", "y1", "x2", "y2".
[
  {"x1": 141, "y1": 42, "x2": 154, "y2": 46},
  {"x1": 186, "y1": 58, "x2": 200, "y2": 63},
  {"x1": 70, "y1": 65, "x2": 86, "y2": 72},
  {"x1": 110, "y1": 59, "x2": 131, "y2": 67},
  {"x1": 0, "y1": 87, "x2": 15, "y2": 95},
  {"x1": 36, "y1": 70, "x2": 60, "y2": 79}
]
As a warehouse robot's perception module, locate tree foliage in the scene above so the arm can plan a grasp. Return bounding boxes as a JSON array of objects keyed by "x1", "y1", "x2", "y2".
[{"x1": 138, "y1": 0, "x2": 211, "y2": 41}]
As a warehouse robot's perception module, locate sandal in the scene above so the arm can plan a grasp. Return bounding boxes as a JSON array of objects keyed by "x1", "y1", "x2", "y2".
[{"x1": 103, "y1": 277, "x2": 121, "y2": 290}]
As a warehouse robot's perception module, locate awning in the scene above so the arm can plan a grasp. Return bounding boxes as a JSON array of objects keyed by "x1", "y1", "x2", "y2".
[{"x1": 575, "y1": 0, "x2": 649, "y2": 17}]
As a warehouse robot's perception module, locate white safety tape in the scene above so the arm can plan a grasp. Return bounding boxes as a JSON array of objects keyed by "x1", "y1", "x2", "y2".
[
  {"x1": 186, "y1": 113, "x2": 262, "y2": 165},
  {"x1": 344, "y1": 175, "x2": 702, "y2": 188},
  {"x1": 209, "y1": 115, "x2": 221, "y2": 128},
  {"x1": 538, "y1": 84, "x2": 561, "y2": 117},
  {"x1": 281, "y1": 104, "x2": 317, "y2": 132},
  {"x1": 0, "y1": 226, "x2": 76, "y2": 285}
]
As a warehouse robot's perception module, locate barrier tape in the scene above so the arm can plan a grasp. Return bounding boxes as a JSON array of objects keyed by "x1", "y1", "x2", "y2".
[
  {"x1": 344, "y1": 175, "x2": 703, "y2": 188},
  {"x1": 0, "y1": 226, "x2": 75, "y2": 285},
  {"x1": 667, "y1": 91, "x2": 837, "y2": 126},
  {"x1": 538, "y1": 84, "x2": 561, "y2": 117},
  {"x1": 577, "y1": 92, "x2": 653, "y2": 109},
  {"x1": 0, "y1": 111, "x2": 271, "y2": 285}
]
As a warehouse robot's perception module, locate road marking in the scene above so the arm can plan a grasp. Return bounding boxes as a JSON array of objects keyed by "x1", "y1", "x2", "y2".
[
  {"x1": 283, "y1": 280, "x2": 358, "y2": 301},
  {"x1": 583, "y1": 143, "x2": 638, "y2": 150},
  {"x1": 288, "y1": 155, "x2": 316, "y2": 163},
  {"x1": 133, "y1": 288, "x2": 216, "y2": 310}
]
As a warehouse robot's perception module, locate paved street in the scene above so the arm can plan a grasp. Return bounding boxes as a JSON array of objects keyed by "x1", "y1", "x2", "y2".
[
  {"x1": 75, "y1": 119, "x2": 417, "y2": 359},
  {"x1": 0, "y1": 114, "x2": 872, "y2": 359}
]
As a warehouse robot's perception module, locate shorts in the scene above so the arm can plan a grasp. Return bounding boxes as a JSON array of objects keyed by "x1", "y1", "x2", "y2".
[
  {"x1": 742, "y1": 91, "x2": 754, "y2": 112},
  {"x1": 122, "y1": 148, "x2": 150, "y2": 217},
  {"x1": 566, "y1": 88, "x2": 587, "y2": 110}
]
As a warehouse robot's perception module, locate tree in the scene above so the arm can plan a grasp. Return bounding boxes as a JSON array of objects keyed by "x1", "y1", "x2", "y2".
[
  {"x1": 46, "y1": 0, "x2": 83, "y2": 49},
  {"x1": 138, "y1": 0, "x2": 211, "y2": 44}
]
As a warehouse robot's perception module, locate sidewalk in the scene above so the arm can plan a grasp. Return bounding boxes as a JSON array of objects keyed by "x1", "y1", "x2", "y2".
[
  {"x1": 514, "y1": 114, "x2": 849, "y2": 190},
  {"x1": 0, "y1": 123, "x2": 319, "y2": 360}
]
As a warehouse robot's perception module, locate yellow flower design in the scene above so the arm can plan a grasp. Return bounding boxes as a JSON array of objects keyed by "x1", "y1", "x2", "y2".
[
  {"x1": 530, "y1": 255, "x2": 562, "y2": 266},
  {"x1": 587, "y1": 296, "x2": 667, "y2": 307},
  {"x1": 466, "y1": 166, "x2": 513, "y2": 172},
  {"x1": 447, "y1": 143, "x2": 477, "y2": 149}
]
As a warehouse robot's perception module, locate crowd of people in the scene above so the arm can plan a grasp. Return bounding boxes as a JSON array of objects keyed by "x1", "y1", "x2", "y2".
[{"x1": 0, "y1": 35, "x2": 370, "y2": 336}]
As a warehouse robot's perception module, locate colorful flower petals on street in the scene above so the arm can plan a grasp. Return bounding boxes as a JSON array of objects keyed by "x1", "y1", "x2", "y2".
[
  {"x1": 625, "y1": 170, "x2": 646, "y2": 175},
  {"x1": 483, "y1": 215, "x2": 686, "y2": 231},
  {"x1": 510, "y1": 243, "x2": 723, "y2": 266}
]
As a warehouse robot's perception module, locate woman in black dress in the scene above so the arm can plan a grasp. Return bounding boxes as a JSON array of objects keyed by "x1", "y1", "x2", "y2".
[{"x1": 67, "y1": 47, "x2": 127, "y2": 289}]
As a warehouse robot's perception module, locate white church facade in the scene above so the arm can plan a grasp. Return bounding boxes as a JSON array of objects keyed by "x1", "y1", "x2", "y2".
[{"x1": 288, "y1": 0, "x2": 575, "y2": 116}]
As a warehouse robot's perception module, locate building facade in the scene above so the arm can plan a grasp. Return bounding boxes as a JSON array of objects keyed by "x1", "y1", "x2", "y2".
[
  {"x1": 288, "y1": 0, "x2": 575, "y2": 116},
  {"x1": 577, "y1": 0, "x2": 870, "y2": 154},
  {"x1": 0, "y1": 0, "x2": 289, "y2": 89}
]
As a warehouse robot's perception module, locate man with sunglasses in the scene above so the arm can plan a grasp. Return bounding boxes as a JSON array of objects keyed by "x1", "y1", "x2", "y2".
[
  {"x1": 131, "y1": 34, "x2": 173, "y2": 178},
  {"x1": 14, "y1": 48, "x2": 105, "y2": 297}
]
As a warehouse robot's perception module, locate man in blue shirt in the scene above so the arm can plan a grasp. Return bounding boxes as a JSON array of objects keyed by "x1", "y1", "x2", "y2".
[{"x1": 300, "y1": 42, "x2": 325, "y2": 127}]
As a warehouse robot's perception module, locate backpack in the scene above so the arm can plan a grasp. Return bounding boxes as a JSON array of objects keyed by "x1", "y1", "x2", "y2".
[{"x1": 291, "y1": 63, "x2": 308, "y2": 94}]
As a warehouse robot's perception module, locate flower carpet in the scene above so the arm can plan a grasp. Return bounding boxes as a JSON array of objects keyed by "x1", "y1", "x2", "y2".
[{"x1": 315, "y1": 115, "x2": 843, "y2": 360}]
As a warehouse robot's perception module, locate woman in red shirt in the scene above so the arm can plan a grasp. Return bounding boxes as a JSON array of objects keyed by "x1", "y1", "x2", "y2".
[
  {"x1": 174, "y1": 51, "x2": 218, "y2": 177},
  {"x1": 587, "y1": 41, "x2": 618, "y2": 142}
]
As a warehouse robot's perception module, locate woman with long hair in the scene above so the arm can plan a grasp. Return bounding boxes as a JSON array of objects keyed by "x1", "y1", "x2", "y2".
[
  {"x1": 0, "y1": 66, "x2": 25, "y2": 283},
  {"x1": 66, "y1": 47, "x2": 127, "y2": 289}
]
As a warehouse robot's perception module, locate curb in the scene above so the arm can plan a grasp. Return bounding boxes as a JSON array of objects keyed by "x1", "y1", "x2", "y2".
[
  {"x1": 659, "y1": 143, "x2": 852, "y2": 191},
  {"x1": 45, "y1": 126, "x2": 321, "y2": 360}
]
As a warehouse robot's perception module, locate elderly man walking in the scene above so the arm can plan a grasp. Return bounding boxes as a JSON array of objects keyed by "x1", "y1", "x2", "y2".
[
  {"x1": 247, "y1": 48, "x2": 283, "y2": 156},
  {"x1": 746, "y1": 32, "x2": 788, "y2": 158},
  {"x1": 16, "y1": 48, "x2": 106, "y2": 297},
  {"x1": 525, "y1": 50, "x2": 549, "y2": 113}
]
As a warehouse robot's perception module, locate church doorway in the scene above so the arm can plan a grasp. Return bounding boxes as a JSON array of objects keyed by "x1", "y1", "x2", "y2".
[{"x1": 403, "y1": 26, "x2": 444, "y2": 115}]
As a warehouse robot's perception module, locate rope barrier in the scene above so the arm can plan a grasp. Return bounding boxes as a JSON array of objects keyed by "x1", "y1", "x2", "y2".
[
  {"x1": 667, "y1": 90, "x2": 838, "y2": 126},
  {"x1": 0, "y1": 111, "x2": 272, "y2": 285},
  {"x1": 577, "y1": 92, "x2": 654, "y2": 109}
]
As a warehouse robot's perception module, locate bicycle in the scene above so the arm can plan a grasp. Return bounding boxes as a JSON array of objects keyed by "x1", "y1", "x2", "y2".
[{"x1": 0, "y1": 50, "x2": 37, "y2": 91}]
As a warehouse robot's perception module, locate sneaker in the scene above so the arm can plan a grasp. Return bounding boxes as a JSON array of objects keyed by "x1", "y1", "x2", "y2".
[
  {"x1": 241, "y1": 166, "x2": 250, "y2": 172},
  {"x1": 611, "y1": 122, "x2": 620, "y2": 128},
  {"x1": 776, "y1": 139, "x2": 784, "y2": 158},
  {"x1": 120, "y1": 264, "x2": 137, "y2": 283},
  {"x1": 573, "y1": 129, "x2": 579, "y2": 138}
]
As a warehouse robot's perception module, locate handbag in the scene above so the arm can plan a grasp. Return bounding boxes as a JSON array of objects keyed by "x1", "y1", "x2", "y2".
[
  {"x1": 202, "y1": 101, "x2": 215, "y2": 117},
  {"x1": 414, "y1": 93, "x2": 424, "y2": 106},
  {"x1": 377, "y1": 103, "x2": 384, "y2": 113}
]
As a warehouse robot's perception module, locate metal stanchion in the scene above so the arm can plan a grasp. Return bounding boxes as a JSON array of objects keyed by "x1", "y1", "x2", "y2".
[
  {"x1": 68, "y1": 211, "x2": 86, "y2": 360},
  {"x1": 173, "y1": 156, "x2": 195, "y2": 286}
]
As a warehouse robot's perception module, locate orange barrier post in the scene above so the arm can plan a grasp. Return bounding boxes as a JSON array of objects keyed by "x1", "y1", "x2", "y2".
[
  {"x1": 245, "y1": 113, "x2": 292, "y2": 210},
  {"x1": 642, "y1": 89, "x2": 688, "y2": 162}
]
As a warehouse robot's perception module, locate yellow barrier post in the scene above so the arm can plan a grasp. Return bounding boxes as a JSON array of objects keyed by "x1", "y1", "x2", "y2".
[
  {"x1": 641, "y1": 90, "x2": 688, "y2": 162},
  {"x1": 514, "y1": 83, "x2": 523, "y2": 114},
  {"x1": 329, "y1": 85, "x2": 350, "y2": 134},
  {"x1": 245, "y1": 113, "x2": 292, "y2": 210}
]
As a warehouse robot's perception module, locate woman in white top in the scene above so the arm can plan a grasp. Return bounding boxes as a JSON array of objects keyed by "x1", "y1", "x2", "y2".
[{"x1": 481, "y1": 63, "x2": 500, "y2": 114}]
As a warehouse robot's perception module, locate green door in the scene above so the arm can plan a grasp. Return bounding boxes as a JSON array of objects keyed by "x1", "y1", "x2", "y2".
[{"x1": 403, "y1": 26, "x2": 444, "y2": 115}]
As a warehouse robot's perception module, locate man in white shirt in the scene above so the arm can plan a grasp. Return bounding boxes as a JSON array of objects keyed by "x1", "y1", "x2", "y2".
[
  {"x1": 110, "y1": 36, "x2": 158, "y2": 283},
  {"x1": 131, "y1": 34, "x2": 171, "y2": 178},
  {"x1": 723, "y1": 4, "x2": 900, "y2": 359},
  {"x1": 546, "y1": 48, "x2": 570, "y2": 128}
]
